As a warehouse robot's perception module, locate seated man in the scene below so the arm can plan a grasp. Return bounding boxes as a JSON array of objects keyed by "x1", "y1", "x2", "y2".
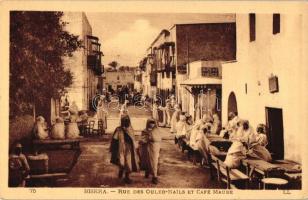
[
  {"x1": 193, "y1": 114, "x2": 210, "y2": 131},
  {"x1": 69, "y1": 101, "x2": 79, "y2": 116},
  {"x1": 66, "y1": 115, "x2": 81, "y2": 139},
  {"x1": 219, "y1": 112, "x2": 240, "y2": 139},
  {"x1": 189, "y1": 114, "x2": 205, "y2": 144},
  {"x1": 33, "y1": 116, "x2": 49, "y2": 140},
  {"x1": 230, "y1": 120, "x2": 256, "y2": 145},
  {"x1": 245, "y1": 123, "x2": 272, "y2": 161},
  {"x1": 224, "y1": 141, "x2": 246, "y2": 168},
  {"x1": 211, "y1": 113, "x2": 222, "y2": 135},
  {"x1": 226, "y1": 112, "x2": 240, "y2": 130},
  {"x1": 51, "y1": 117, "x2": 65, "y2": 139},
  {"x1": 255, "y1": 123, "x2": 268, "y2": 146},
  {"x1": 190, "y1": 126, "x2": 210, "y2": 166},
  {"x1": 175, "y1": 113, "x2": 189, "y2": 143},
  {"x1": 9, "y1": 143, "x2": 30, "y2": 187}
]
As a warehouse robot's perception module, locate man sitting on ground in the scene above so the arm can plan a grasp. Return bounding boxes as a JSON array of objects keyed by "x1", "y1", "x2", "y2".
[{"x1": 9, "y1": 143, "x2": 30, "y2": 187}]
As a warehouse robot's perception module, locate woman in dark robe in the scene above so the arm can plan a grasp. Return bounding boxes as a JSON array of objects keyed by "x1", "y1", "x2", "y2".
[
  {"x1": 110, "y1": 115, "x2": 139, "y2": 184},
  {"x1": 139, "y1": 119, "x2": 162, "y2": 184}
]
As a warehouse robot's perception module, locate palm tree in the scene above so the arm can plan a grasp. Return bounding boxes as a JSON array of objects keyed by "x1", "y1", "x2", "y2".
[{"x1": 108, "y1": 61, "x2": 118, "y2": 71}]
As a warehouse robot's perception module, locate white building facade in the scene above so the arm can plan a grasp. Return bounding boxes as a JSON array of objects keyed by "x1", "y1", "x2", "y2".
[
  {"x1": 61, "y1": 12, "x2": 103, "y2": 111},
  {"x1": 105, "y1": 69, "x2": 135, "y2": 92},
  {"x1": 222, "y1": 14, "x2": 308, "y2": 163}
]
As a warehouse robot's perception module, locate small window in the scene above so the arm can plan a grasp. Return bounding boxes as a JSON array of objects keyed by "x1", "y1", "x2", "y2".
[
  {"x1": 201, "y1": 67, "x2": 219, "y2": 77},
  {"x1": 249, "y1": 13, "x2": 256, "y2": 42},
  {"x1": 210, "y1": 68, "x2": 219, "y2": 77},
  {"x1": 245, "y1": 83, "x2": 248, "y2": 94},
  {"x1": 201, "y1": 67, "x2": 210, "y2": 77},
  {"x1": 273, "y1": 13, "x2": 280, "y2": 34}
]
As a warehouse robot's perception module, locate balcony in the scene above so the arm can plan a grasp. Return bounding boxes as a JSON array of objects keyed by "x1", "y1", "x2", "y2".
[
  {"x1": 150, "y1": 72, "x2": 157, "y2": 86},
  {"x1": 151, "y1": 42, "x2": 175, "y2": 73},
  {"x1": 86, "y1": 35, "x2": 104, "y2": 76},
  {"x1": 139, "y1": 57, "x2": 147, "y2": 71},
  {"x1": 87, "y1": 55, "x2": 103, "y2": 76}
]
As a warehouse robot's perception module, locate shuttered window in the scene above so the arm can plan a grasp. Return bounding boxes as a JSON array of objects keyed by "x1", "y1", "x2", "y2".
[
  {"x1": 273, "y1": 13, "x2": 280, "y2": 34},
  {"x1": 249, "y1": 13, "x2": 256, "y2": 42}
]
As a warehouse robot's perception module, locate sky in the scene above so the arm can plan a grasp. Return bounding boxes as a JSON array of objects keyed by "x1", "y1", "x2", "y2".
[{"x1": 85, "y1": 13, "x2": 235, "y2": 68}]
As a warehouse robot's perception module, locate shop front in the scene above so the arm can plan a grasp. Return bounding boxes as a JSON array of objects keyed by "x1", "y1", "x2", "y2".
[
  {"x1": 180, "y1": 60, "x2": 222, "y2": 122},
  {"x1": 181, "y1": 78, "x2": 221, "y2": 121}
]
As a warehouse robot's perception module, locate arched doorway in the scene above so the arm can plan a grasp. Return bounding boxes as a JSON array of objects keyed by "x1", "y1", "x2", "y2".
[{"x1": 227, "y1": 92, "x2": 238, "y2": 116}]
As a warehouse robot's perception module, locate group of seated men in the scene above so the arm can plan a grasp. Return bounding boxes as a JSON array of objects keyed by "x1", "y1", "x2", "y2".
[
  {"x1": 33, "y1": 106, "x2": 83, "y2": 140},
  {"x1": 173, "y1": 111, "x2": 272, "y2": 168}
]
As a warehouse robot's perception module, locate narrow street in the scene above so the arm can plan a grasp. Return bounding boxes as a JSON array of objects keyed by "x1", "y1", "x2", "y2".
[
  {"x1": 7, "y1": 9, "x2": 305, "y2": 197},
  {"x1": 55, "y1": 107, "x2": 220, "y2": 188}
]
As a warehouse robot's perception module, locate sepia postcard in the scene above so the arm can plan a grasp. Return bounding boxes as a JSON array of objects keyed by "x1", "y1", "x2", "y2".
[{"x1": 0, "y1": 0, "x2": 307, "y2": 199}]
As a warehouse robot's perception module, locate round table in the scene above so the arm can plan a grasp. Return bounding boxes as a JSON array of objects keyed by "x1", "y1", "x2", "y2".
[{"x1": 261, "y1": 178, "x2": 288, "y2": 189}]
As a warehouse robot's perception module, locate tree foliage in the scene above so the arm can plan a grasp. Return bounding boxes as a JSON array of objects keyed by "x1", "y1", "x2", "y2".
[
  {"x1": 108, "y1": 61, "x2": 118, "y2": 71},
  {"x1": 10, "y1": 11, "x2": 82, "y2": 117}
]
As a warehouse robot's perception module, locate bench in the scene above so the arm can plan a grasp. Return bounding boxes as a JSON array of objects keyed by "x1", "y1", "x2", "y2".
[
  {"x1": 33, "y1": 138, "x2": 83, "y2": 151},
  {"x1": 26, "y1": 172, "x2": 68, "y2": 186},
  {"x1": 28, "y1": 172, "x2": 67, "y2": 179},
  {"x1": 210, "y1": 154, "x2": 249, "y2": 189},
  {"x1": 180, "y1": 138, "x2": 203, "y2": 166},
  {"x1": 176, "y1": 136, "x2": 189, "y2": 152},
  {"x1": 180, "y1": 137, "x2": 190, "y2": 152}
]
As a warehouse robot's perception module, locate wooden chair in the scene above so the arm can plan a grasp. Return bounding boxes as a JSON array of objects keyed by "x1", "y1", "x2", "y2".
[
  {"x1": 86, "y1": 121, "x2": 95, "y2": 136},
  {"x1": 78, "y1": 121, "x2": 88, "y2": 136},
  {"x1": 192, "y1": 149, "x2": 202, "y2": 166},
  {"x1": 180, "y1": 137, "x2": 188, "y2": 152},
  {"x1": 97, "y1": 120, "x2": 105, "y2": 135},
  {"x1": 210, "y1": 154, "x2": 249, "y2": 189},
  {"x1": 185, "y1": 143, "x2": 202, "y2": 165}
]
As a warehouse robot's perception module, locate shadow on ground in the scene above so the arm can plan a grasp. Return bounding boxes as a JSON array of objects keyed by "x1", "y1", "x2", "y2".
[{"x1": 55, "y1": 128, "x2": 221, "y2": 188}]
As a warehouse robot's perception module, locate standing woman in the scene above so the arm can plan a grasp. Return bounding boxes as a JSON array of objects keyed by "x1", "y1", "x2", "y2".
[
  {"x1": 165, "y1": 99, "x2": 172, "y2": 127},
  {"x1": 170, "y1": 104, "x2": 181, "y2": 134},
  {"x1": 119, "y1": 99, "x2": 129, "y2": 118},
  {"x1": 97, "y1": 95, "x2": 108, "y2": 130},
  {"x1": 152, "y1": 101, "x2": 159, "y2": 123},
  {"x1": 139, "y1": 119, "x2": 161, "y2": 184},
  {"x1": 211, "y1": 113, "x2": 222, "y2": 135},
  {"x1": 110, "y1": 115, "x2": 139, "y2": 184}
]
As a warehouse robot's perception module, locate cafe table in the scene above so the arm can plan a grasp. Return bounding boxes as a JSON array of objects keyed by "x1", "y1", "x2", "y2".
[
  {"x1": 272, "y1": 160, "x2": 302, "y2": 189},
  {"x1": 241, "y1": 158, "x2": 282, "y2": 177},
  {"x1": 241, "y1": 158, "x2": 286, "y2": 189},
  {"x1": 261, "y1": 177, "x2": 288, "y2": 190},
  {"x1": 271, "y1": 159, "x2": 301, "y2": 173},
  {"x1": 206, "y1": 134, "x2": 233, "y2": 152}
]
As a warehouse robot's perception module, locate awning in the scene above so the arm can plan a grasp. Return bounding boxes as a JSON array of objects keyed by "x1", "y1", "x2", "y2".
[{"x1": 180, "y1": 77, "x2": 222, "y2": 86}]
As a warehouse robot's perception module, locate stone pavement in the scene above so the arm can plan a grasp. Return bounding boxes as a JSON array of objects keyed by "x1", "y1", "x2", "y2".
[
  {"x1": 106, "y1": 117, "x2": 149, "y2": 134},
  {"x1": 105, "y1": 105, "x2": 153, "y2": 134},
  {"x1": 55, "y1": 127, "x2": 221, "y2": 188}
]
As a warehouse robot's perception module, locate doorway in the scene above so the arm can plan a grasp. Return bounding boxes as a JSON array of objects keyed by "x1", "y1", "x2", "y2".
[
  {"x1": 265, "y1": 107, "x2": 284, "y2": 160},
  {"x1": 227, "y1": 92, "x2": 238, "y2": 117}
]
